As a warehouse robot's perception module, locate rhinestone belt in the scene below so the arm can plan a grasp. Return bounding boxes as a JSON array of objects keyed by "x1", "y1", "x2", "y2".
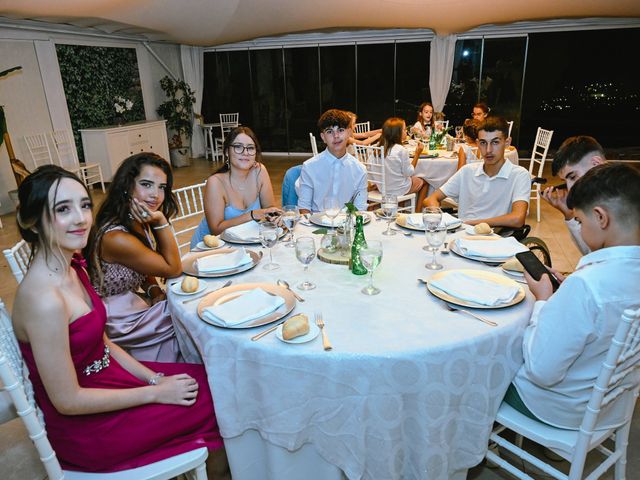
[{"x1": 83, "y1": 345, "x2": 110, "y2": 376}]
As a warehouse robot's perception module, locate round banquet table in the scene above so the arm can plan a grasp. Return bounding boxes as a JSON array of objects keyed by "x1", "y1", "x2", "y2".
[{"x1": 168, "y1": 218, "x2": 534, "y2": 480}]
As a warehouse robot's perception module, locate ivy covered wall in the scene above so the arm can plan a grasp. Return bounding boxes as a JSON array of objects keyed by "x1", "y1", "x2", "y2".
[{"x1": 56, "y1": 45, "x2": 145, "y2": 161}]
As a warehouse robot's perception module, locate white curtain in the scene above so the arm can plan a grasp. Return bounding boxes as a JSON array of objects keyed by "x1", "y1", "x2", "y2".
[
  {"x1": 180, "y1": 45, "x2": 205, "y2": 158},
  {"x1": 428, "y1": 34, "x2": 458, "y2": 112}
]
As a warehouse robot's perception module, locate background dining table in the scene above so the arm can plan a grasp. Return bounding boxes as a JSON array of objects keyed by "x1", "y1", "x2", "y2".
[{"x1": 168, "y1": 217, "x2": 534, "y2": 480}]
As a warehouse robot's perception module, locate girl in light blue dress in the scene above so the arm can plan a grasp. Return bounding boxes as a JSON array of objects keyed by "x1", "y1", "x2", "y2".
[{"x1": 190, "y1": 126, "x2": 280, "y2": 248}]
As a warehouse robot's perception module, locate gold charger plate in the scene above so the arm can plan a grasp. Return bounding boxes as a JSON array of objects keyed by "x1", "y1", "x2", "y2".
[
  {"x1": 309, "y1": 212, "x2": 371, "y2": 227},
  {"x1": 426, "y1": 269, "x2": 526, "y2": 309},
  {"x1": 197, "y1": 283, "x2": 296, "y2": 329},
  {"x1": 450, "y1": 237, "x2": 515, "y2": 263},
  {"x1": 395, "y1": 214, "x2": 462, "y2": 232},
  {"x1": 181, "y1": 248, "x2": 261, "y2": 278}
]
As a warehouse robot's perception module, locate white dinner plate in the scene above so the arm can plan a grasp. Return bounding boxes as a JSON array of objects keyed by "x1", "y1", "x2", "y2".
[
  {"x1": 181, "y1": 248, "x2": 261, "y2": 278},
  {"x1": 464, "y1": 225, "x2": 496, "y2": 236},
  {"x1": 426, "y1": 269, "x2": 526, "y2": 309},
  {"x1": 170, "y1": 280, "x2": 207, "y2": 296},
  {"x1": 197, "y1": 283, "x2": 296, "y2": 329},
  {"x1": 309, "y1": 212, "x2": 371, "y2": 227},
  {"x1": 276, "y1": 322, "x2": 320, "y2": 344},
  {"x1": 221, "y1": 228, "x2": 285, "y2": 244},
  {"x1": 450, "y1": 237, "x2": 515, "y2": 263},
  {"x1": 194, "y1": 239, "x2": 227, "y2": 251},
  {"x1": 501, "y1": 266, "x2": 526, "y2": 283}
]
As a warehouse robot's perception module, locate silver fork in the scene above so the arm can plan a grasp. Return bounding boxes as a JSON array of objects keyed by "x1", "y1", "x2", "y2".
[
  {"x1": 315, "y1": 313, "x2": 333, "y2": 351},
  {"x1": 441, "y1": 302, "x2": 497, "y2": 327}
]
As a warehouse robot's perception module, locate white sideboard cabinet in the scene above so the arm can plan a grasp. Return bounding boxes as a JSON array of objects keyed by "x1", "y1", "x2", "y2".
[{"x1": 80, "y1": 120, "x2": 170, "y2": 181}]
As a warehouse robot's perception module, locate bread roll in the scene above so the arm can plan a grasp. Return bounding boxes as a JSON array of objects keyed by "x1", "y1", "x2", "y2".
[
  {"x1": 282, "y1": 313, "x2": 310, "y2": 340},
  {"x1": 502, "y1": 257, "x2": 524, "y2": 273},
  {"x1": 203, "y1": 234, "x2": 220, "y2": 248},
  {"x1": 396, "y1": 213, "x2": 408, "y2": 225},
  {"x1": 181, "y1": 276, "x2": 200, "y2": 293},
  {"x1": 474, "y1": 222, "x2": 492, "y2": 234}
]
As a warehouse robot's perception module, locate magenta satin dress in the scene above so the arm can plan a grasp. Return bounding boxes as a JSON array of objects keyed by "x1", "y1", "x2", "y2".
[{"x1": 19, "y1": 256, "x2": 223, "y2": 472}]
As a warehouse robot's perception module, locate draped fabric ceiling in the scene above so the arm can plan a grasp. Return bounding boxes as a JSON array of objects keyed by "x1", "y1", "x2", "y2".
[{"x1": 1, "y1": 0, "x2": 640, "y2": 46}]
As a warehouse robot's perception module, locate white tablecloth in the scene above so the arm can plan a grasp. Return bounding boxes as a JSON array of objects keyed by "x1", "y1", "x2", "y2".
[
  {"x1": 409, "y1": 145, "x2": 520, "y2": 194},
  {"x1": 169, "y1": 220, "x2": 534, "y2": 480}
]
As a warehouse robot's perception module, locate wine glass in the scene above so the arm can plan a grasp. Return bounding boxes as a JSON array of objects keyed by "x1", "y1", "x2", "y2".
[
  {"x1": 323, "y1": 195, "x2": 342, "y2": 230},
  {"x1": 425, "y1": 227, "x2": 446, "y2": 270},
  {"x1": 281, "y1": 204, "x2": 300, "y2": 248},
  {"x1": 359, "y1": 240, "x2": 383, "y2": 295},
  {"x1": 381, "y1": 194, "x2": 398, "y2": 236},
  {"x1": 295, "y1": 236, "x2": 317, "y2": 290},
  {"x1": 422, "y1": 206, "x2": 442, "y2": 251},
  {"x1": 259, "y1": 221, "x2": 280, "y2": 270},
  {"x1": 455, "y1": 125, "x2": 464, "y2": 141}
]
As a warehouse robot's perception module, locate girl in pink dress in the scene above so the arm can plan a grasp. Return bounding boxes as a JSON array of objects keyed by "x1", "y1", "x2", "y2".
[{"x1": 12, "y1": 165, "x2": 225, "y2": 474}]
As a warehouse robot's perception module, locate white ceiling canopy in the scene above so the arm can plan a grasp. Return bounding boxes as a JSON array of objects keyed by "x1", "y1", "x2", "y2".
[{"x1": 1, "y1": 0, "x2": 639, "y2": 46}]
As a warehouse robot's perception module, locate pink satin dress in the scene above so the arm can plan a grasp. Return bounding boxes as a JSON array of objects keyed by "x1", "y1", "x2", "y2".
[{"x1": 19, "y1": 256, "x2": 223, "y2": 472}]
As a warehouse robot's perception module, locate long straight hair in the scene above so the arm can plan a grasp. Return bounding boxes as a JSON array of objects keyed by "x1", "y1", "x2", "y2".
[{"x1": 378, "y1": 117, "x2": 405, "y2": 154}]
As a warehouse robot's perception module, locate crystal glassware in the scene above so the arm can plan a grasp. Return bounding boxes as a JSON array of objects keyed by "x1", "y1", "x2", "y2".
[
  {"x1": 422, "y1": 206, "x2": 442, "y2": 251},
  {"x1": 259, "y1": 221, "x2": 280, "y2": 270},
  {"x1": 281, "y1": 204, "x2": 300, "y2": 247},
  {"x1": 381, "y1": 194, "x2": 398, "y2": 236},
  {"x1": 425, "y1": 227, "x2": 446, "y2": 270},
  {"x1": 359, "y1": 240, "x2": 383, "y2": 295},
  {"x1": 323, "y1": 195, "x2": 341, "y2": 230},
  {"x1": 295, "y1": 236, "x2": 317, "y2": 290}
]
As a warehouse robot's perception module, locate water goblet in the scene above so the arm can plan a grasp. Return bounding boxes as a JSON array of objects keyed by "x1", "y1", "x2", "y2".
[
  {"x1": 425, "y1": 227, "x2": 446, "y2": 270},
  {"x1": 259, "y1": 221, "x2": 280, "y2": 270},
  {"x1": 455, "y1": 125, "x2": 463, "y2": 140},
  {"x1": 281, "y1": 204, "x2": 300, "y2": 247},
  {"x1": 422, "y1": 206, "x2": 442, "y2": 251},
  {"x1": 295, "y1": 236, "x2": 317, "y2": 290},
  {"x1": 359, "y1": 240, "x2": 383, "y2": 295},
  {"x1": 381, "y1": 194, "x2": 398, "y2": 236}
]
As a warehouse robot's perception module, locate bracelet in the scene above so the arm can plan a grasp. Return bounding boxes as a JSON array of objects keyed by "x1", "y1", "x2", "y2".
[
  {"x1": 146, "y1": 284, "x2": 162, "y2": 297},
  {"x1": 250, "y1": 210, "x2": 256, "y2": 221},
  {"x1": 152, "y1": 223, "x2": 170, "y2": 231},
  {"x1": 148, "y1": 372, "x2": 165, "y2": 385}
]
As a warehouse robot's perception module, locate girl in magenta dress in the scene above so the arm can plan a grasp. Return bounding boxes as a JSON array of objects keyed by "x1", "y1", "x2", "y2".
[{"x1": 12, "y1": 165, "x2": 223, "y2": 473}]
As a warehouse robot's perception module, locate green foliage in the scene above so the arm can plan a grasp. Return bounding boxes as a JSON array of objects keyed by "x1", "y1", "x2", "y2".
[
  {"x1": 156, "y1": 76, "x2": 195, "y2": 148},
  {"x1": 56, "y1": 45, "x2": 145, "y2": 161}
]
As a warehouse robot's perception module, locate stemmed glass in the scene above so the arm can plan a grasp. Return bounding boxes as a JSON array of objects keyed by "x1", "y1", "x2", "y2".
[
  {"x1": 422, "y1": 206, "x2": 442, "y2": 251},
  {"x1": 455, "y1": 126, "x2": 464, "y2": 141},
  {"x1": 359, "y1": 240, "x2": 383, "y2": 295},
  {"x1": 323, "y1": 195, "x2": 341, "y2": 231},
  {"x1": 381, "y1": 194, "x2": 398, "y2": 236},
  {"x1": 281, "y1": 204, "x2": 300, "y2": 248},
  {"x1": 295, "y1": 236, "x2": 317, "y2": 290},
  {"x1": 425, "y1": 227, "x2": 446, "y2": 270},
  {"x1": 259, "y1": 221, "x2": 280, "y2": 270}
]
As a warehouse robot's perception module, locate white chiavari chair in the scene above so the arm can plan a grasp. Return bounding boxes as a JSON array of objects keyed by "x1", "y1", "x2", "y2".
[
  {"x1": 353, "y1": 121, "x2": 370, "y2": 134},
  {"x1": 3, "y1": 239, "x2": 31, "y2": 284},
  {"x1": 309, "y1": 132, "x2": 318, "y2": 157},
  {"x1": 50, "y1": 130, "x2": 105, "y2": 193},
  {"x1": 172, "y1": 182, "x2": 206, "y2": 254},
  {"x1": 527, "y1": 127, "x2": 554, "y2": 222}
]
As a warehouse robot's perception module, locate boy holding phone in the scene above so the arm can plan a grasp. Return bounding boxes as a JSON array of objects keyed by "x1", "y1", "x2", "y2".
[{"x1": 506, "y1": 163, "x2": 640, "y2": 429}]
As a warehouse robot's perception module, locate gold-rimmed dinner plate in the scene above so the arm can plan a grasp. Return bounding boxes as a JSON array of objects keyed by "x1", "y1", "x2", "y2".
[
  {"x1": 197, "y1": 283, "x2": 296, "y2": 329},
  {"x1": 450, "y1": 237, "x2": 515, "y2": 263},
  {"x1": 309, "y1": 212, "x2": 371, "y2": 227},
  {"x1": 395, "y1": 215, "x2": 463, "y2": 232},
  {"x1": 501, "y1": 266, "x2": 527, "y2": 283},
  {"x1": 426, "y1": 269, "x2": 526, "y2": 309},
  {"x1": 181, "y1": 248, "x2": 261, "y2": 278}
]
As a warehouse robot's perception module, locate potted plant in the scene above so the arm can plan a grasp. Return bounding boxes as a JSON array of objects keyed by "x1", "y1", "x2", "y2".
[{"x1": 156, "y1": 76, "x2": 196, "y2": 167}]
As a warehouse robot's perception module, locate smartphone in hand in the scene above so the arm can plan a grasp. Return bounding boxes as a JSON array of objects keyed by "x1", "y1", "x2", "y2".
[{"x1": 515, "y1": 251, "x2": 560, "y2": 292}]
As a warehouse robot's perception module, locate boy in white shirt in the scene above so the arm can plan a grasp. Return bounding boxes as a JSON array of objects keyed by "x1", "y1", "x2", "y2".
[
  {"x1": 507, "y1": 163, "x2": 640, "y2": 429},
  {"x1": 424, "y1": 116, "x2": 530, "y2": 228},
  {"x1": 541, "y1": 135, "x2": 606, "y2": 255}
]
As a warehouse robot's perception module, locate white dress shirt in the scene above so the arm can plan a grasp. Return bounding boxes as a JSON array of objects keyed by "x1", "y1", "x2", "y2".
[
  {"x1": 566, "y1": 217, "x2": 591, "y2": 255},
  {"x1": 297, "y1": 149, "x2": 368, "y2": 212},
  {"x1": 384, "y1": 144, "x2": 414, "y2": 197},
  {"x1": 439, "y1": 160, "x2": 530, "y2": 221},
  {"x1": 513, "y1": 245, "x2": 640, "y2": 429}
]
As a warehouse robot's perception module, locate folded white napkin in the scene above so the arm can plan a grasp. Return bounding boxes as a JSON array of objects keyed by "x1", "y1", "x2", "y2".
[
  {"x1": 440, "y1": 212, "x2": 460, "y2": 227},
  {"x1": 320, "y1": 213, "x2": 346, "y2": 227},
  {"x1": 196, "y1": 248, "x2": 252, "y2": 273},
  {"x1": 405, "y1": 212, "x2": 459, "y2": 228},
  {"x1": 431, "y1": 272, "x2": 520, "y2": 306},
  {"x1": 224, "y1": 221, "x2": 261, "y2": 242},
  {"x1": 202, "y1": 288, "x2": 285, "y2": 326},
  {"x1": 457, "y1": 237, "x2": 528, "y2": 259}
]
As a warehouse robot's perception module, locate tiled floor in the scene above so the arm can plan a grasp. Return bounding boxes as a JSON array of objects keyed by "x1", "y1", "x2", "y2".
[{"x1": 0, "y1": 154, "x2": 637, "y2": 479}]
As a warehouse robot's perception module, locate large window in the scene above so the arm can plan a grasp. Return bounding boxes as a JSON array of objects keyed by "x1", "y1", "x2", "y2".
[
  {"x1": 356, "y1": 43, "x2": 395, "y2": 129},
  {"x1": 445, "y1": 39, "x2": 482, "y2": 127},
  {"x1": 395, "y1": 41, "x2": 431, "y2": 126},
  {"x1": 250, "y1": 49, "x2": 287, "y2": 151},
  {"x1": 319, "y1": 45, "x2": 356, "y2": 114}
]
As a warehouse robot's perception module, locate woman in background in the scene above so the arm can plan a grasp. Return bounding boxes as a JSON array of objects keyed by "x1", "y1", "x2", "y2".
[
  {"x1": 86, "y1": 152, "x2": 182, "y2": 362},
  {"x1": 12, "y1": 165, "x2": 224, "y2": 474},
  {"x1": 378, "y1": 117, "x2": 429, "y2": 209},
  {"x1": 190, "y1": 126, "x2": 279, "y2": 247},
  {"x1": 472, "y1": 102, "x2": 490, "y2": 121}
]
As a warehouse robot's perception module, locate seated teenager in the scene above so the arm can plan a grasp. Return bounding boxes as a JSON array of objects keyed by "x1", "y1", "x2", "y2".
[
  {"x1": 86, "y1": 153, "x2": 183, "y2": 362},
  {"x1": 190, "y1": 126, "x2": 280, "y2": 246},
  {"x1": 541, "y1": 135, "x2": 606, "y2": 256},
  {"x1": 378, "y1": 117, "x2": 428, "y2": 208},
  {"x1": 345, "y1": 111, "x2": 382, "y2": 151},
  {"x1": 506, "y1": 163, "x2": 640, "y2": 429},
  {"x1": 424, "y1": 116, "x2": 530, "y2": 228},
  {"x1": 472, "y1": 102, "x2": 490, "y2": 122},
  {"x1": 411, "y1": 102, "x2": 435, "y2": 138},
  {"x1": 12, "y1": 165, "x2": 225, "y2": 474},
  {"x1": 298, "y1": 109, "x2": 368, "y2": 214}
]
